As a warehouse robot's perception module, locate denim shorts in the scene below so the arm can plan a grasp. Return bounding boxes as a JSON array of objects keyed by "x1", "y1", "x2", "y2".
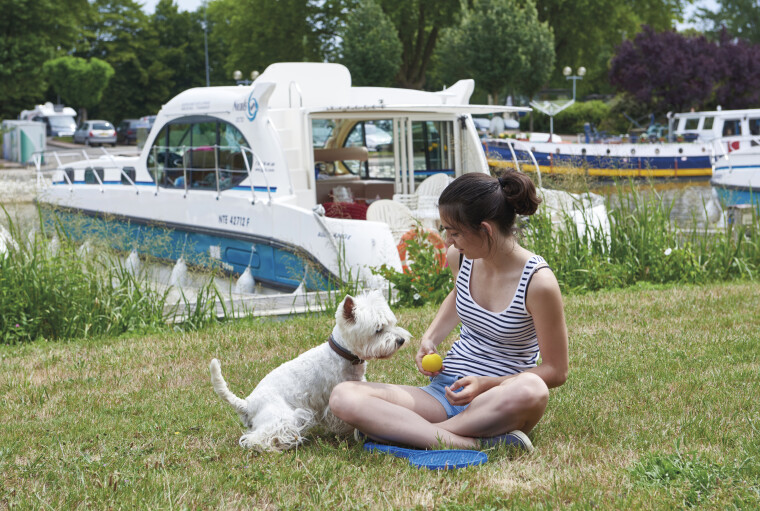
[{"x1": 419, "y1": 373, "x2": 469, "y2": 419}]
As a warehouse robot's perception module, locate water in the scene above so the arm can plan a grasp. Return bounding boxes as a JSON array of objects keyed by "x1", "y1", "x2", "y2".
[{"x1": 591, "y1": 179, "x2": 719, "y2": 228}]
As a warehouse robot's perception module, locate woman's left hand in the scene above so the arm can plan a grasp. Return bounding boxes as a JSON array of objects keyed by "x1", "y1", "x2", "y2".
[{"x1": 444, "y1": 375, "x2": 485, "y2": 406}]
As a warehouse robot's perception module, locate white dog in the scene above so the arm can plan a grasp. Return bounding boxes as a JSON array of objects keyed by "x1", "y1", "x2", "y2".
[{"x1": 209, "y1": 291, "x2": 410, "y2": 451}]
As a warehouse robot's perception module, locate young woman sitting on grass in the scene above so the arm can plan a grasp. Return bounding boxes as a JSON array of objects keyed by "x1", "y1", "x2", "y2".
[{"x1": 330, "y1": 170, "x2": 569, "y2": 451}]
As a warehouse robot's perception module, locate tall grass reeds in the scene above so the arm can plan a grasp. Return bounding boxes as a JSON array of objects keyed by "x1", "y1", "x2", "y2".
[
  {"x1": 524, "y1": 179, "x2": 759, "y2": 293},
  {"x1": 0, "y1": 209, "x2": 221, "y2": 344}
]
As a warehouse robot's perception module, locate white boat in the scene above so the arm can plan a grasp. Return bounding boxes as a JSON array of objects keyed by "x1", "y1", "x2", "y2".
[
  {"x1": 36, "y1": 62, "x2": 536, "y2": 293},
  {"x1": 486, "y1": 107, "x2": 760, "y2": 179},
  {"x1": 710, "y1": 135, "x2": 760, "y2": 213}
]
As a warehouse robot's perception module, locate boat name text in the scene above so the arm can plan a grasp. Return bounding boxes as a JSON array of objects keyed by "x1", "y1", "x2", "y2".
[{"x1": 218, "y1": 214, "x2": 251, "y2": 227}]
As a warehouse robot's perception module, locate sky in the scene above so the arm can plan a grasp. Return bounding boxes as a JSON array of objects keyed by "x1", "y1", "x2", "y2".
[{"x1": 140, "y1": 0, "x2": 205, "y2": 14}]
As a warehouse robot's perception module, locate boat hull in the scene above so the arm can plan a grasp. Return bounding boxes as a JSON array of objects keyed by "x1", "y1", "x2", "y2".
[
  {"x1": 39, "y1": 182, "x2": 401, "y2": 293},
  {"x1": 710, "y1": 151, "x2": 760, "y2": 211},
  {"x1": 484, "y1": 139, "x2": 713, "y2": 178}
]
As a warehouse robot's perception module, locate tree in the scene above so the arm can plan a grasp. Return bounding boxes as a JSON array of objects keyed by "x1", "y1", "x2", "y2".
[
  {"x1": 341, "y1": 0, "x2": 402, "y2": 86},
  {"x1": 534, "y1": 0, "x2": 688, "y2": 95},
  {"x1": 436, "y1": 0, "x2": 554, "y2": 106},
  {"x1": 0, "y1": 0, "x2": 89, "y2": 118},
  {"x1": 209, "y1": 0, "x2": 352, "y2": 81},
  {"x1": 697, "y1": 0, "x2": 760, "y2": 44},
  {"x1": 713, "y1": 29, "x2": 760, "y2": 109},
  {"x1": 43, "y1": 57, "x2": 115, "y2": 122},
  {"x1": 76, "y1": 0, "x2": 171, "y2": 122},
  {"x1": 378, "y1": 0, "x2": 465, "y2": 89},
  {"x1": 609, "y1": 26, "x2": 719, "y2": 115}
]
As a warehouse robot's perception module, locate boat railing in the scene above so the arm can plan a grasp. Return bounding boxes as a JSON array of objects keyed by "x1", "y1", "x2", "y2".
[
  {"x1": 33, "y1": 147, "x2": 141, "y2": 194},
  {"x1": 488, "y1": 138, "x2": 543, "y2": 188},
  {"x1": 710, "y1": 135, "x2": 760, "y2": 166},
  {"x1": 144, "y1": 144, "x2": 272, "y2": 203}
]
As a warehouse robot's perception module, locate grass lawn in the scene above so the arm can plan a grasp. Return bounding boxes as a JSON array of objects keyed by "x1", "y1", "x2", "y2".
[{"x1": 1, "y1": 281, "x2": 759, "y2": 509}]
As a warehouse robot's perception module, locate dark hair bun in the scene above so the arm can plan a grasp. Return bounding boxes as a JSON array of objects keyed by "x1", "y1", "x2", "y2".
[{"x1": 498, "y1": 171, "x2": 541, "y2": 216}]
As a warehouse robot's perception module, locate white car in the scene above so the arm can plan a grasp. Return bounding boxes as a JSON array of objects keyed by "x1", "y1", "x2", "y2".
[{"x1": 73, "y1": 120, "x2": 117, "y2": 146}]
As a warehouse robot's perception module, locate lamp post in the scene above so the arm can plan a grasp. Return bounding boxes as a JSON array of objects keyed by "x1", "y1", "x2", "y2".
[
  {"x1": 233, "y1": 70, "x2": 259, "y2": 86},
  {"x1": 563, "y1": 66, "x2": 586, "y2": 101}
]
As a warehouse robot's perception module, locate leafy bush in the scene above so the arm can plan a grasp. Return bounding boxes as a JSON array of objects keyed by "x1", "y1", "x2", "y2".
[{"x1": 373, "y1": 227, "x2": 453, "y2": 307}]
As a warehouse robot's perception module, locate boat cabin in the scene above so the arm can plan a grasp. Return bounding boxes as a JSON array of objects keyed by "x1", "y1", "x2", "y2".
[{"x1": 671, "y1": 108, "x2": 760, "y2": 143}]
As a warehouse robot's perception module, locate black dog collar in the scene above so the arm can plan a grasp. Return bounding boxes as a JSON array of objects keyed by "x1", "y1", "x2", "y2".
[{"x1": 328, "y1": 334, "x2": 365, "y2": 365}]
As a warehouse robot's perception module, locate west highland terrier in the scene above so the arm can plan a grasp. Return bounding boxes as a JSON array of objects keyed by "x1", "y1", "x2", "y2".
[{"x1": 209, "y1": 291, "x2": 410, "y2": 451}]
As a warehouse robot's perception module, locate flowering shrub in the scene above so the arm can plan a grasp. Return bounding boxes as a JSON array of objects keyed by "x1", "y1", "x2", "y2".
[{"x1": 373, "y1": 227, "x2": 453, "y2": 307}]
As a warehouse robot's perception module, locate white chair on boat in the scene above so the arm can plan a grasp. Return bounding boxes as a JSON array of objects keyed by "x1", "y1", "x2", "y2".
[
  {"x1": 416, "y1": 173, "x2": 453, "y2": 198},
  {"x1": 411, "y1": 173, "x2": 453, "y2": 229},
  {"x1": 366, "y1": 199, "x2": 416, "y2": 244}
]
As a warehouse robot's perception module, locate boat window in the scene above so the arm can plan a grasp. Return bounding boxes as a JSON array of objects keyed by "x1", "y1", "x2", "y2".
[
  {"x1": 702, "y1": 117, "x2": 714, "y2": 130},
  {"x1": 749, "y1": 118, "x2": 760, "y2": 136},
  {"x1": 411, "y1": 121, "x2": 452, "y2": 180},
  {"x1": 684, "y1": 118, "x2": 699, "y2": 130},
  {"x1": 147, "y1": 117, "x2": 252, "y2": 191},
  {"x1": 722, "y1": 119, "x2": 741, "y2": 137}
]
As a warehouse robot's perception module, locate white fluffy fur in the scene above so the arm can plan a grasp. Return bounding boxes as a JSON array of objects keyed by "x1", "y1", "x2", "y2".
[{"x1": 209, "y1": 291, "x2": 410, "y2": 451}]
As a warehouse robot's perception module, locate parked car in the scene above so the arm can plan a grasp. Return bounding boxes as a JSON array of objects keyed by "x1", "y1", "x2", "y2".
[
  {"x1": 73, "y1": 120, "x2": 117, "y2": 146},
  {"x1": 117, "y1": 118, "x2": 151, "y2": 145},
  {"x1": 140, "y1": 115, "x2": 157, "y2": 128}
]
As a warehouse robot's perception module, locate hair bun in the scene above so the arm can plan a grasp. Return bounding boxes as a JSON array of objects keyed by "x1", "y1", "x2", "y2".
[{"x1": 498, "y1": 171, "x2": 541, "y2": 216}]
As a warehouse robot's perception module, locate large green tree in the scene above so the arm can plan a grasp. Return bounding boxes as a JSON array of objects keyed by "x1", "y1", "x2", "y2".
[
  {"x1": 42, "y1": 56, "x2": 115, "y2": 122},
  {"x1": 378, "y1": 0, "x2": 465, "y2": 89},
  {"x1": 697, "y1": 0, "x2": 760, "y2": 44},
  {"x1": 76, "y1": 0, "x2": 171, "y2": 122},
  {"x1": 437, "y1": 0, "x2": 555, "y2": 105},
  {"x1": 209, "y1": 0, "x2": 352, "y2": 81},
  {"x1": 0, "y1": 0, "x2": 89, "y2": 118},
  {"x1": 534, "y1": 0, "x2": 688, "y2": 95},
  {"x1": 341, "y1": 0, "x2": 402, "y2": 86}
]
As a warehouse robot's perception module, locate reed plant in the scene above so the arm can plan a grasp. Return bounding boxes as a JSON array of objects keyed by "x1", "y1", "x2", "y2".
[
  {"x1": 524, "y1": 179, "x2": 760, "y2": 294},
  {"x1": 0, "y1": 208, "x2": 222, "y2": 344}
]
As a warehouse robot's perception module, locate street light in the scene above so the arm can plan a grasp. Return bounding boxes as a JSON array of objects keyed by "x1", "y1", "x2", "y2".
[
  {"x1": 563, "y1": 66, "x2": 586, "y2": 101},
  {"x1": 233, "y1": 70, "x2": 259, "y2": 86}
]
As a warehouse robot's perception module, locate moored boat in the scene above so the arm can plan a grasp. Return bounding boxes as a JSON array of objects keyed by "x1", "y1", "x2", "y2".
[
  {"x1": 485, "y1": 107, "x2": 760, "y2": 179},
  {"x1": 35, "y1": 62, "x2": 532, "y2": 293},
  {"x1": 710, "y1": 136, "x2": 760, "y2": 214}
]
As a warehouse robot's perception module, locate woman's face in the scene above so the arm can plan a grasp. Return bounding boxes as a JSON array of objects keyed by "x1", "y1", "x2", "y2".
[{"x1": 440, "y1": 214, "x2": 490, "y2": 260}]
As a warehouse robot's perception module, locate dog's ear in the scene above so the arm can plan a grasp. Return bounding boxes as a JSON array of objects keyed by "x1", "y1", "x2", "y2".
[{"x1": 342, "y1": 295, "x2": 356, "y2": 324}]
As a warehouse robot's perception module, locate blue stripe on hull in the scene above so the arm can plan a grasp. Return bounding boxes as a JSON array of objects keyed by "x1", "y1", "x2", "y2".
[
  {"x1": 43, "y1": 208, "x2": 330, "y2": 292},
  {"x1": 485, "y1": 145, "x2": 713, "y2": 176},
  {"x1": 713, "y1": 187, "x2": 760, "y2": 211}
]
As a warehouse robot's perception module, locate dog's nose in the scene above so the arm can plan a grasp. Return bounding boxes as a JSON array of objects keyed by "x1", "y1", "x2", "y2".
[{"x1": 396, "y1": 338, "x2": 405, "y2": 347}]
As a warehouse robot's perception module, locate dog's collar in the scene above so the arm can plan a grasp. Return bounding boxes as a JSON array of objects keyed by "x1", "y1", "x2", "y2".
[{"x1": 328, "y1": 334, "x2": 365, "y2": 365}]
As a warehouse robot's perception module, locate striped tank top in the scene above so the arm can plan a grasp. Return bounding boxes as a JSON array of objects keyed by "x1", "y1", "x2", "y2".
[{"x1": 442, "y1": 254, "x2": 549, "y2": 378}]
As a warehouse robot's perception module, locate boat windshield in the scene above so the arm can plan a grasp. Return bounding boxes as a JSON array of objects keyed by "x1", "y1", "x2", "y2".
[{"x1": 147, "y1": 117, "x2": 252, "y2": 191}]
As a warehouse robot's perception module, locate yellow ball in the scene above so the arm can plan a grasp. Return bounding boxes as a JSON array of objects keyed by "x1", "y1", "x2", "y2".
[{"x1": 421, "y1": 353, "x2": 443, "y2": 372}]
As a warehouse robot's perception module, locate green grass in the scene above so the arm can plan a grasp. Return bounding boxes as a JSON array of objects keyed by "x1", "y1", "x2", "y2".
[{"x1": 1, "y1": 281, "x2": 758, "y2": 509}]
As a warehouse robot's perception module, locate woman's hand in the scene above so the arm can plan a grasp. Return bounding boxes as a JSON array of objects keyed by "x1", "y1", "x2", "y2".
[
  {"x1": 415, "y1": 339, "x2": 443, "y2": 377},
  {"x1": 444, "y1": 375, "x2": 489, "y2": 406}
]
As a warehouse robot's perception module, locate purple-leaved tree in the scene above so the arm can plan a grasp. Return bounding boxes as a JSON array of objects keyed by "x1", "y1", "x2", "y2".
[
  {"x1": 609, "y1": 26, "x2": 720, "y2": 115},
  {"x1": 714, "y1": 29, "x2": 760, "y2": 109}
]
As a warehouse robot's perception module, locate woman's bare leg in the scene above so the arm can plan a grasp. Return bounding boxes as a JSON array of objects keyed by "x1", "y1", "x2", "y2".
[
  {"x1": 440, "y1": 372, "x2": 549, "y2": 438},
  {"x1": 330, "y1": 381, "x2": 481, "y2": 449},
  {"x1": 330, "y1": 372, "x2": 549, "y2": 449}
]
